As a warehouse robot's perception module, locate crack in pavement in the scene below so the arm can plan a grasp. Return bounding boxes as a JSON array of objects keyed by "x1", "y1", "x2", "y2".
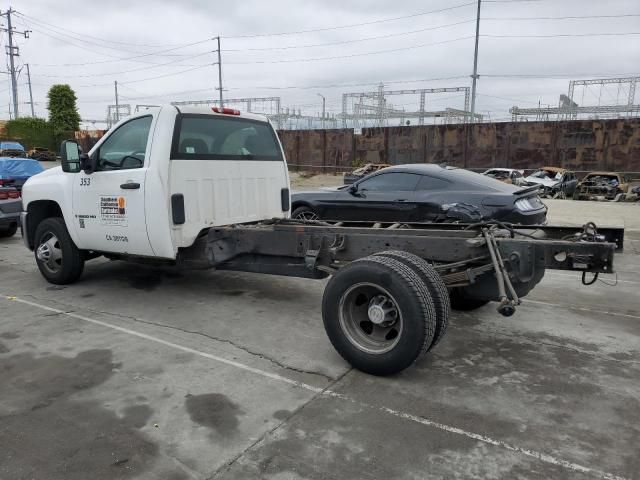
[
  {"x1": 206, "y1": 366, "x2": 354, "y2": 480},
  {"x1": 18, "y1": 293, "x2": 336, "y2": 383}
]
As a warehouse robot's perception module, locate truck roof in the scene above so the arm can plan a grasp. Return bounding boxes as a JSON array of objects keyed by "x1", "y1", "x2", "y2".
[{"x1": 173, "y1": 105, "x2": 271, "y2": 124}]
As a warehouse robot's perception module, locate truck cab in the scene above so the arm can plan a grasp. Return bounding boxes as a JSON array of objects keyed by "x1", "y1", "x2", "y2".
[{"x1": 22, "y1": 105, "x2": 290, "y2": 281}]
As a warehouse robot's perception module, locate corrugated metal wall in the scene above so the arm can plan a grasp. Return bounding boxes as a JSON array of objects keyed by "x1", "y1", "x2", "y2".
[{"x1": 279, "y1": 118, "x2": 640, "y2": 173}]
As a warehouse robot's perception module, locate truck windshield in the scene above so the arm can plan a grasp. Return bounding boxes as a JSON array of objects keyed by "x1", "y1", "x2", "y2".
[{"x1": 172, "y1": 114, "x2": 283, "y2": 161}]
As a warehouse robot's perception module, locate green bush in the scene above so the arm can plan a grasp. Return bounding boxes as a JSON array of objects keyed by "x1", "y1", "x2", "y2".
[{"x1": 4, "y1": 117, "x2": 56, "y2": 150}]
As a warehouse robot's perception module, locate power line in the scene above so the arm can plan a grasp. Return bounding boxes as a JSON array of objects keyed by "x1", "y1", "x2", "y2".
[
  {"x1": 223, "y1": 20, "x2": 476, "y2": 52},
  {"x1": 31, "y1": 51, "x2": 212, "y2": 78},
  {"x1": 224, "y1": 2, "x2": 476, "y2": 38},
  {"x1": 28, "y1": 30, "x2": 213, "y2": 67},
  {"x1": 76, "y1": 64, "x2": 212, "y2": 88},
  {"x1": 14, "y1": 11, "x2": 187, "y2": 49},
  {"x1": 226, "y1": 36, "x2": 474, "y2": 65}
]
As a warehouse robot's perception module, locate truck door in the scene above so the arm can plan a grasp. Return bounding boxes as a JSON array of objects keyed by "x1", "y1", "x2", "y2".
[{"x1": 72, "y1": 115, "x2": 155, "y2": 256}]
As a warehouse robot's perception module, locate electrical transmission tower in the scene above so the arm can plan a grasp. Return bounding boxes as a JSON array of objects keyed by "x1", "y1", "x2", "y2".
[
  {"x1": 510, "y1": 77, "x2": 640, "y2": 121},
  {"x1": 340, "y1": 84, "x2": 481, "y2": 128},
  {"x1": 0, "y1": 7, "x2": 31, "y2": 119}
]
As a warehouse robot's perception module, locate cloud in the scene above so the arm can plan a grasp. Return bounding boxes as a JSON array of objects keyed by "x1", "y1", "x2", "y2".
[{"x1": 10, "y1": 0, "x2": 640, "y2": 124}]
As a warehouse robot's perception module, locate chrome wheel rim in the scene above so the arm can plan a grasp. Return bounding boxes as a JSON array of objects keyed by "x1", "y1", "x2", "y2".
[
  {"x1": 36, "y1": 232, "x2": 63, "y2": 274},
  {"x1": 295, "y1": 210, "x2": 319, "y2": 221},
  {"x1": 338, "y1": 283, "x2": 403, "y2": 354}
]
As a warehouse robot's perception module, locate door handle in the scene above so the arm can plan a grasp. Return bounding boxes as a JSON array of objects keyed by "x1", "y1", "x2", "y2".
[
  {"x1": 120, "y1": 182, "x2": 140, "y2": 190},
  {"x1": 394, "y1": 199, "x2": 408, "y2": 202}
]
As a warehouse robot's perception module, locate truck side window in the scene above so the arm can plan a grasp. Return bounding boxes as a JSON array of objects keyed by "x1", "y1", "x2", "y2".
[{"x1": 97, "y1": 116, "x2": 152, "y2": 171}]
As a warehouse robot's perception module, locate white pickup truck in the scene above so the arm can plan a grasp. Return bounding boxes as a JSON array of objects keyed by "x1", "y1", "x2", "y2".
[{"x1": 20, "y1": 105, "x2": 622, "y2": 375}]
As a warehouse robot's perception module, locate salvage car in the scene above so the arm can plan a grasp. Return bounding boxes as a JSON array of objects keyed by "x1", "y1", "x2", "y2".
[
  {"x1": 0, "y1": 141, "x2": 27, "y2": 158},
  {"x1": 0, "y1": 184, "x2": 21, "y2": 237},
  {"x1": 0, "y1": 157, "x2": 45, "y2": 191},
  {"x1": 28, "y1": 146, "x2": 57, "y2": 161},
  {"x1": 482, "y1": 168, "x2": 525, "y2": 186},
  {"x1": 292, "y1": 164, "x2": 547, "y2": 224},
  {"x1": 523, "y1": 167, "x2": 578, "y2": 198},
  {"x1": 343, "y1": 163, "x2": 391, "y2": 184},
  {"x1": 574, "y1": 172, "x2": 640, "y2": 201}
]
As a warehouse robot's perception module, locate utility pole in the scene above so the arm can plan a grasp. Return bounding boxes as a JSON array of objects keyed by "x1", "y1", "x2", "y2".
[
  {"x1": 216, "y1": 36, "x2": 224, "y2": 107},
  {"x1": 26, "y1": 63, "x2": 34, "y2": 117},
  {"x1": 0, "y1": 8, "x2": 31, "y2": 119},
  {"x1": 114, "y1": 81, "x2": 119, "y2": 122},
  {"x1": 470, "y1": 0, "x2": 481, "y2": 121},
  {"x1": 317, "y1": 93, "x2": 326, "y2": 129}
]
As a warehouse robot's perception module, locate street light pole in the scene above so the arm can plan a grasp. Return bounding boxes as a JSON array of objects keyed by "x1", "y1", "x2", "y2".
[{"x1": 317, "y1": 93, "x2": 326, "y2": 129}]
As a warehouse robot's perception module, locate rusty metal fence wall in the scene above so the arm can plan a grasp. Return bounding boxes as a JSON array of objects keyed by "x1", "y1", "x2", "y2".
[{"x1": 279, "y1": 119, "x2": 640, "y2": 174}]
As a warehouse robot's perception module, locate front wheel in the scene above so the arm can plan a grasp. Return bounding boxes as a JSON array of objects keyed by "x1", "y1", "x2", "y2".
[{"x1": 34, "y1": 217, "x2": 84, "y2": 285}]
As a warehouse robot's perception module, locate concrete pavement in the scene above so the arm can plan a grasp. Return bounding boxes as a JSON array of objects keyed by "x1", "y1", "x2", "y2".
[{"x1": 0, "y1": 201, "x2": 639, "y2": 479}]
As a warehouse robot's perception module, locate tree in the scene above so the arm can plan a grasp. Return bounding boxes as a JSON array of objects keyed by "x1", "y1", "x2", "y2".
[
  {"x1": 47, "y1": 84, "x2": 81, "y2": 133},
  {"x1": 4, "y1": 117, "x2": 55, "y2": 150}
]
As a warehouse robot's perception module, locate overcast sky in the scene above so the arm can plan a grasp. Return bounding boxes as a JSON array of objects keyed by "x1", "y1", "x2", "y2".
[{"x1": 4, "y1": 0, "x2": 639, "y2": 126}]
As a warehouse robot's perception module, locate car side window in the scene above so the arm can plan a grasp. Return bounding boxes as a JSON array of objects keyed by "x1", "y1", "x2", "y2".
[
  {"x1": 358, "y1": 173, "x2": 421, "y2": 191},
  {"x1": 97, "y1": 116, "x2": 152, "y2": 171},
  {"x1": 416, "y1": 175, "x2": 451, "y2": 191}
]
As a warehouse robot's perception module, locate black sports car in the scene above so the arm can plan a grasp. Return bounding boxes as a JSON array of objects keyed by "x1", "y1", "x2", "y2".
[{"x1": 291, "y1": 164, "x2": 547, "y2": 225}]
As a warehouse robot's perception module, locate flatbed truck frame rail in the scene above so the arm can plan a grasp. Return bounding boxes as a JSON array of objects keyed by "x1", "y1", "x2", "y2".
[{"x1": 167, "y1": 219, "x2": 620, "y2": 375}]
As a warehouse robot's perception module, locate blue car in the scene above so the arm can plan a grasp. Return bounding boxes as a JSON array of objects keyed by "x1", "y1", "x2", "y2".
[
  {"x1": 0, "y1": 141, "x2": 27, "y2": 158},
  {"x1": 0, "y1": 157, "x2": 44, "y2": 190}
]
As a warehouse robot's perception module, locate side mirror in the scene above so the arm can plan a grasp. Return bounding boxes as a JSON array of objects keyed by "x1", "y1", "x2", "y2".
[
  {"x1": 348, "y1": 184, "x2": 358, "y2": 194},
  {"x1": 60, "y1": 140, "x2": 81, "y2": 173}
]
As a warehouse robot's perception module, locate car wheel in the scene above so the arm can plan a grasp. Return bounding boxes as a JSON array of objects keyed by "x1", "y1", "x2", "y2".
[
  {"x1": 322, "y1": 255, "x2": 437, "y2": 376},
  {"x1": 34, "y1": 217, "x2": 85, "y2": 285},
  {"x1": 449, "y1": 288, "x2": 490, "y2": 311},
  {"x1": 0, "y1": 223, "x2": 18, "y2": 237},
  {"x1": 292, "y1": 206, "x2": 319, "y2": 221}
]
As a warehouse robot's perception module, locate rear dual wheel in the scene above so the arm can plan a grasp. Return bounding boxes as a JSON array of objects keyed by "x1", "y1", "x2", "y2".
[{"x1": 322, "y1": 252, "x2": 449, "y2": 376}]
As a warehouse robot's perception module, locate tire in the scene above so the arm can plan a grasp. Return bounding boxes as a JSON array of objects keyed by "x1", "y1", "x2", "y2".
[
  {"x1": 322, "y1": 255, "x2": 436, "y2": 376},
  {"x1": 291, "y1": 205, "x2": 319, "y2": 221},
  {"x1": 34, "y1": 217, "x2": 84, "y2": 285},
  {"x1": 449, "y1": 288, "x2": 489, "y2": 311},
  {"x1": 374, "y1": 250, "x2": 449, "y2": 350},
  {"x1": 0, "y1": 223, "x2": 18, "y2": 238}
]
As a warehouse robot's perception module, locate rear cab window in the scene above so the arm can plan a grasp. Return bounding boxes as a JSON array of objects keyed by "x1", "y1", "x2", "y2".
[{"x1": 171, "y1": 114, "x2": 283, "y2": 161}]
